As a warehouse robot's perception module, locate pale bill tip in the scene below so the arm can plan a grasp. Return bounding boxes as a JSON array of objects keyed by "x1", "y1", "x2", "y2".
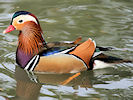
[{"x1": 3, "y1": 30, "x2": 6, "y2": 34}]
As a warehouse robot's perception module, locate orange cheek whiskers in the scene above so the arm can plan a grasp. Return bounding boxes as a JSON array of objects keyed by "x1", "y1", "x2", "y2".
[
  {"x1": 18, "y1": 33, "x2": 44, "y2": 55},
  {"x1": 17, "y1": 21, "x2": 45, "y2": 55}
]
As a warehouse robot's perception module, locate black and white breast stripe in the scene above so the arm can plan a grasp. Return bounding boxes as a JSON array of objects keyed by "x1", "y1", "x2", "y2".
[{"x1": 24, "y1": 55, "x2": 40, "y2": 71}]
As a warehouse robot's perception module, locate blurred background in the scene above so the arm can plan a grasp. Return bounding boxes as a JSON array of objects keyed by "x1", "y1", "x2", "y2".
[{"x1": 0, "y1": 0, "x2": 133, "y2": 100}]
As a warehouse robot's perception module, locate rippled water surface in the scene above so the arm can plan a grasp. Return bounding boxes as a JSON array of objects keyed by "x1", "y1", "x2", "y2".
[{"x1": 0, "y1": 0, "x2": 133, "y2": 100}]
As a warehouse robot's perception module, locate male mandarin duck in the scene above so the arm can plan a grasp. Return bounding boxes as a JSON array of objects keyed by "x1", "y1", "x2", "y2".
[{"x1": 3, "y1": 11, "x2": 132, "y2": 73}]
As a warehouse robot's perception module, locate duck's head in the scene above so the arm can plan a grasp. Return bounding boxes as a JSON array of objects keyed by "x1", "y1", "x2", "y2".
[
  {"x1": 3, "y1": 11, "x2": 46, "y2": 56},
  {"x1": 3, "y1": 11, "x2": 40, "y2": 33}
]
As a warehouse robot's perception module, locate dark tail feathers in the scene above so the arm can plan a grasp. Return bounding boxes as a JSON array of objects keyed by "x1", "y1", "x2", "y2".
[{"x1": 89, "y1": 53, "x2": 132, "y2": 70}]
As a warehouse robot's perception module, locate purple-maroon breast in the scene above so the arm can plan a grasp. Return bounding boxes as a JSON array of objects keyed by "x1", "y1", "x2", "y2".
[{"x1": 16, "y1": 48, "x2": 33, "y2": 68}]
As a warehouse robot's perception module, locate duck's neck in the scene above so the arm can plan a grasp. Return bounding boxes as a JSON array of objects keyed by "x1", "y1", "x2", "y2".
[{"x1": 16, "y1": 22, "x2": 46, "y2": 68}]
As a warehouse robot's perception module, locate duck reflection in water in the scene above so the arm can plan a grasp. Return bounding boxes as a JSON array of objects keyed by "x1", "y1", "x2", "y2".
[
  {"x1": 11, "y1": 66, "x2": 41, "y2": 100},
  {"x1": 8, "y1": 65, "x2": 102, "y2": 100}
]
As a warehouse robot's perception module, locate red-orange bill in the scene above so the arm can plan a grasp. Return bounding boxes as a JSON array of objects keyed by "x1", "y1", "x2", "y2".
[{"x1": 3, "y1": 25, "x2": 15, "y2": 34}]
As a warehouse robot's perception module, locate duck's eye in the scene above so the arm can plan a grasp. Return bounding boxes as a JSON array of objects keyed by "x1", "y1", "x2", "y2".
[{"x1": 18, "y1": 20, "x2": 23, "y2": 23}]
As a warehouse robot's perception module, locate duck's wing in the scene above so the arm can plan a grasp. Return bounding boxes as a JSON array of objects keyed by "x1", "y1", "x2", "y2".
[{"x1": 46, "y1": 36, "x2": 114, "y2": 52}]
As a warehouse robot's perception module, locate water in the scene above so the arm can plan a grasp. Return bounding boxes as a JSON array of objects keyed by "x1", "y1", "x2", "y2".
[{"x1": 0, "y1": 0, "x2": 133, "y2": 100}]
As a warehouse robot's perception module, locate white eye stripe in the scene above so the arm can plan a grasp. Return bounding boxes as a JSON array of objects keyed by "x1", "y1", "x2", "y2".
[{"x1": 14, "y1": 15, "x2": 38, "y2": 24}]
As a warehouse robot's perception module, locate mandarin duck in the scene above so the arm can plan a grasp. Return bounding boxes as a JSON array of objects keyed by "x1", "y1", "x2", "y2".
[{"x1": 3, "y1": 11, "x2": 132, "y2": 73}]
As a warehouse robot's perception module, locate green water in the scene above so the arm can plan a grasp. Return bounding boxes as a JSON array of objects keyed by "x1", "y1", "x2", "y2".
[{"x1": 0, "y1": 0, "x2": 133, "y2": 100}]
